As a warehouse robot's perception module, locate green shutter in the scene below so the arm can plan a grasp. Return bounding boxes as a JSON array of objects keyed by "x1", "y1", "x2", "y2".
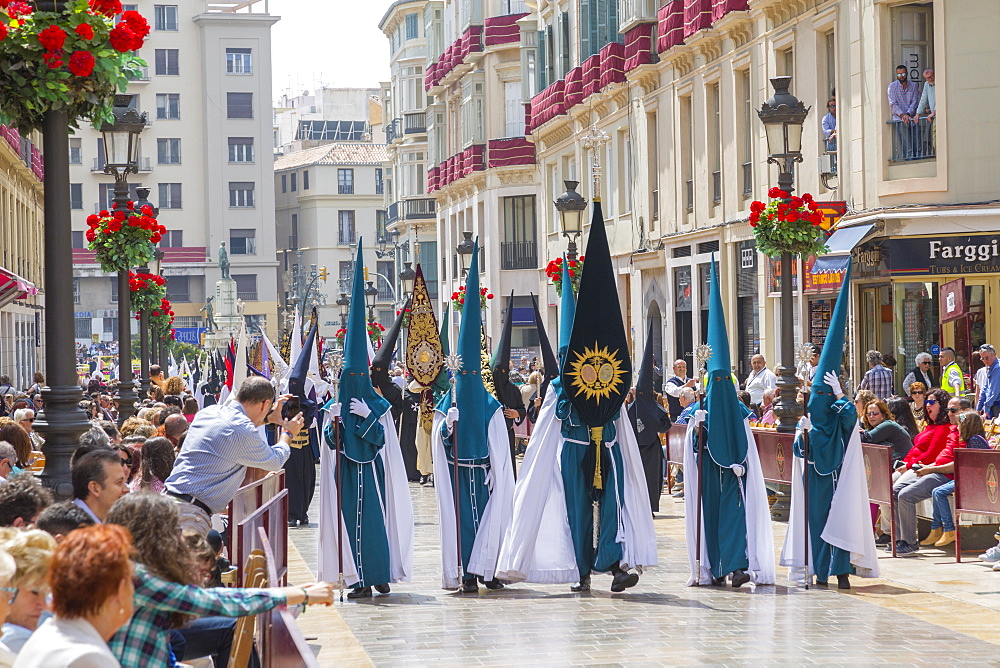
[
  {"x1": 561, "y1": 12, "x2": 570, "y2": 75},
  {"x1": 580, "y1": 0, "x2": 591, "y2": 61},
  {"x1": 537, "y1": 30, "x2": 547, "y2": 90}
]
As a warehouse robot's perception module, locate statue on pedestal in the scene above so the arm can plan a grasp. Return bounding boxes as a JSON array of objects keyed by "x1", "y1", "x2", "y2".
[
  {"x1": 199, "y1": 296, "x2": 218, "y2": 332},
  {"x1": 218, "y1": 242, "x2": 230, "y2": 279}
]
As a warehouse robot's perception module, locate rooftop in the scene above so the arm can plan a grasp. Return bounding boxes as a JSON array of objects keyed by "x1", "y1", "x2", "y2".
[{"x1": 273, "y1": 142, "x2": 389, "y2": 170}]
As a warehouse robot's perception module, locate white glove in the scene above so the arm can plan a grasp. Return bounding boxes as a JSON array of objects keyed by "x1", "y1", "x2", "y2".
[
  {"x1": 730, "y1": 464, "x2": 745, "y2": 477},
  {"x1": 324, "y1": 402, "x2": 341, "y2": 418},
  {"x1": 798, "y1": 415, "x2": 812, "y2": 432},
  {"x1": 447, "y1": 407, "x2": 460, "y2": 427},
  {"x1": 349, "y1": 398, "x2": 371, "y2": 418},
  {"x1": 823, "y1": 371, "x2": 843, "y2": 396},
  {"x1": 692, "y1": 409, "x2": 707, "y2": 427}
]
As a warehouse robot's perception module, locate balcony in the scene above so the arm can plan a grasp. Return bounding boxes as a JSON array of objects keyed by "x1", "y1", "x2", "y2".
[
  {"x1": 385, "y1": 117, "x2": 403, "y2": 144},
  {"x1": 403, "y1": 111, "x2": 426, "y2": 135},
  {"x1": 387, "y1": 201, "x2": 399, "y2": 224},
  {"x1": 500, "y1": 240, "x2": 537, "y2": 270},
  {"x1": 237, "y1": 291, "x2": 258, "y2": 301},
  {"x1": 125, "y1": 66, "x2": 150, "y2": 83},
  {"x1": 404, "y1": 198, "x2": 436, "y2": 220},
  {"x1": 887, "y1": 118, "x2": 936, "y2": 163}
]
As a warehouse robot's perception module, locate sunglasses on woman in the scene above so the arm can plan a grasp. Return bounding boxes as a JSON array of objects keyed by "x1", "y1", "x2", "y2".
[
  {"x1": 911, "y1": 391, "x2": 924, "y2": 396},
  {"x1": 925, "y1": 399, "x2": 937, "y2": 406}
]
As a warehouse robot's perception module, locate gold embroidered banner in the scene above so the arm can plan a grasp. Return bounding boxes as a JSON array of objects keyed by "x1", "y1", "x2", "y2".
[{"x1": 405, "y1": 265, "x2": 444, "y2": 388}]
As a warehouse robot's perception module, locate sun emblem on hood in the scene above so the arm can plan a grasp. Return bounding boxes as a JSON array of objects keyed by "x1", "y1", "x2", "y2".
[{"x1": 566, "y1": 343, "x2": 626, "y2": 404}]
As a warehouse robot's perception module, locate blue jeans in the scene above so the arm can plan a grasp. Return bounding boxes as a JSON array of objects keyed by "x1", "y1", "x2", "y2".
[
  {"x1": 931, "y1": 480, "x2": 956, "y2": 532},
  {"x1": 169, "y1": 616, "x2": 260, "y2": 668}
]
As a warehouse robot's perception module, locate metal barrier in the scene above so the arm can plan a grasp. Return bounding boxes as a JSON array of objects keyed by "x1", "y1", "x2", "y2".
[
  {"x1": 862, "y1": 443, "x2": 897, "y2": 558},
  {"x1": 665, "y1": 424, "x2": 687, "y2": 493},
  {"x1": 751, "y1": 429, "x2": 794, "y2": 485},
  {"x1": 953, "y1": 448, "x2": 1000, "y2": 562},
  {"x1": 228, "y1": 471, "x2": 287, "y2": 585},
  {"x1": 258, "y1": 527, "x2": 319, "y2": 667}
]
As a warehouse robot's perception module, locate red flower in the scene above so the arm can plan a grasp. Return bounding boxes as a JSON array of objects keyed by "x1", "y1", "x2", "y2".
[
  {"x1": 802, "y1": 192, "x2": 814, "y2": 203},
  {"x1": 126, "y1": 200, "x2": 134, "y2": 210},
  {"x1": 750, "y1": 200, "x2": 765, "y2": 213},
  {"x1": 487, "y1": 293, "x2": 493, "y2": 299},
  {"x1": 122, "y1": 10, "x2": 149, "y2": 38},
  {"x1": 4, "y1": 2, "x2": 33, "y2": 20},
  {"x1": 109, "y1": 24, "x2": 138, "y2": 52},
  {"x1": 127, "y1": 216, "x2": 140, "y2": 227},
  {"x1": 150, "y1": 233, "x2": 161, "y2": 244},
  {"x1": 157, "y1": 225, "x2": 166, "y2": 235},
  {"x1": 113, "y1": 210, "x2": 126, "y2": 222},
  {"x1": 459, "y1": 298, "x2": 465, "y2": 304},
  {"x1": 75, "y1": 23, "x2": 95, "y2": 41},
  {"x1": 0, "y1": 23, "x2": 6, "y2": 42},
  {"x1": 42, "y1": 51, "x2": 63, "y2": 69},
  {"x1": 767, "y1": 187, "x2": 785, "y2": 199},
  {"x1": 749, "y1": 211, "x2": 760, "y2": 224},
  {"x1": 108, "y1": 220, "x2": 122, "y2": 232},
  {"x1": 85, "y1": 229, "x2": 96, "y2": 242},
  {"x1": 37, "y1": 25, "x2": 67, "y2": 51},
  {"x1": 68, "y1": 50, "x2": 95, "y2": 77},
  {"x1": 141, "y1": 205, "x2": 153, "y2": 215},
  {"x1": 86, "y1": 214, "x2": 99, "y2": 226},
  {"x1": 99, "y1": 210, "x2": 109, "y2": 217},
  {"x1": 88, "y1": 0, "x2": 123, "y2": 17},
  {"x1": 786, "y1": 211, "x2": 800, "y2": 223},
  {"x1": 152, "y1": 310, "x2": 160, "y2": 317},
  {"x1": 169, "y1": 311, "x2": 175, "y2": 316}
]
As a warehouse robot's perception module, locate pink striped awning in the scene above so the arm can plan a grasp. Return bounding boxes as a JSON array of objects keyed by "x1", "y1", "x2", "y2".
[
  {"x1": 0, "y1": 266, "x2": 37, "y2": 308},
  {"x1": 623, "y1": 24, "x2": 655, "y2": 71},
  {"x1": 487, "y1": 137, "x2": 535, "y2": 168},
  {"x1": 0, "y1": 125, "x2": 19, "y2": 153},
  {"x1": 71, "y1": 247, "x2": 208, "y2": 265},
  {"x1": 580, "y1": 55, "x2": 602, "y2": 99},
  {"x1": 461, "y1": 144, "x2": 486, "y2": 177},
  {"x1": 712, "y1": 0, "x2": 749, "y2": 22},
  {"x1": 564, "y1": 65, "x2": 584, "y2": 108},
  {"x1": 427, "y1": 166, "x2": 439, "y2": 193},
  {"x1": 684, "y1": 0, "x2": 712, "y2": 39},
  {"x1": 599, "y1": 42, "x2": 626, "y2": 89},
  {"x1": 529, "y1": 80, "x2": 566, "y2": 132},
  {"x1": 31, "y1": 145, "x2": 44, "y2": 182},
  {"x1": 657, "y1": 0, "x2": 684, "y2": 53},
  {"x1": 484, "y1": 13, "x2": 526, "y2": 47}
]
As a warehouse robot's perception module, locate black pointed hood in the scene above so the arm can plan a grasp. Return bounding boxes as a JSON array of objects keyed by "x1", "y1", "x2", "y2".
[
  {"x1": 371, "y1": 295, "x2": 411, "y2": 388},
  {"x1": 287, "y1": 309, "x2": 318, "y2": 424},
  {"x1": 628, "y1": 319, "x2": 669, "y2": 440},
  {"x1": 491, "y1": 292, "x2": 523, "y2": 410},
  {"x1": 531, "y1": 293, "x2": 559, "y2": 398}
]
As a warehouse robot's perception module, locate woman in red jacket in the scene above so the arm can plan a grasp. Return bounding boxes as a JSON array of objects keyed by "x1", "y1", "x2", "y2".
[{"x1": 896, "y1": 388, "x2": 952, "y2": 480}]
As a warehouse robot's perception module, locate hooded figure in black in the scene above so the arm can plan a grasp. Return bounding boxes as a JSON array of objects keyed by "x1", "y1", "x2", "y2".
[
  {"x1": 491, "y1": 293, "x2": 526, "y2": 480},
  {"x1": 627, "y1": 321, "x2": 673, "y2": 513},
  {"x1": 370, "y1": 299, "x2": 419, "y2": 481},
  {"x1": 525, "y1": 293, "x2": 559, "y2": 424},
  {"x1": 285, "y1": 318, "x2": 319, "y2": 526}
]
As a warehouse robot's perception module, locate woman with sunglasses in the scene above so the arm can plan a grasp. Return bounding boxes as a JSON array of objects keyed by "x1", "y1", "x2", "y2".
[
  {"x1": 860, "y1": 400, "x2": 913, "y2": 463},
  {"x1": 907, "y1": 381, "x2": 928, "y2": 429},
  {"x1": 895, "y1": 388, "x2": 954, "y2": 485}
]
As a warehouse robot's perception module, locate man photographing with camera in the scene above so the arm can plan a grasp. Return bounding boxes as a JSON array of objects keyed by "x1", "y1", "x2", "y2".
[{"x1": 165, "y1": 376, "x2": 306, "y2": 536}]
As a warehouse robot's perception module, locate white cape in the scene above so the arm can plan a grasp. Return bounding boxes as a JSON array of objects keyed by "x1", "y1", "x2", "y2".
[
  {"x1": 780, "y1": 426, "x2": 880, "y2": 583},
  {"x1": 496, "y1": 392, "x2": 657, "y2": 583},
  {"x1": 317, "y1": 409, "x2": 414, "y2": 587},
  {"x1": 431, "y1": 407, "x2": 515, "y2": 590},
  {"x1": 684, "y1": 420, "x2": 776, "y2": 586}
]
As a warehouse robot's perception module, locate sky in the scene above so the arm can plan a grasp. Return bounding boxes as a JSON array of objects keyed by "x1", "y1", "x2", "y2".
[{"x1": 270, "y1": 0, "x2": 391, "y2": 100}]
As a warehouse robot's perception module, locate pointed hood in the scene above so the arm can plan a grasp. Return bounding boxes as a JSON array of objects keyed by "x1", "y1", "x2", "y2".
[
  {"x1": 490, "y1": 291, "x2": 515, "y2": 371},
  {"x1": 404, "y1": 264, "x2": 443, "y2": 388},
  {"x1": 436, "y1": 239, "x2": 500, "y2": 458},
  {"x1": 337, "y1": 241, "x2": 391, "y2": 444},
  {"x1": 704, "y1": 256, "x2": 749, "y2": 467},
  {"x1": 531, "y1": 294, "x2": 559, "y2": 398},
  {"x1": 561, "y1": 201, "x2": 631, "y2": 428},
  {"x1": 371, "y1": 295, "x2": 410, "y2": 389},
  {"x1": 558, "y1": 256, "x2": 577, "y2": 363},
  {"x1": 490, "y1": 292, "x2": 523, "y2": 410},
  {"x1": 628, "y1": 319, "x2": 669, "y2": 437},
  {"x1": 285, "y1": 308, "x2": 318, "y2": 424}
]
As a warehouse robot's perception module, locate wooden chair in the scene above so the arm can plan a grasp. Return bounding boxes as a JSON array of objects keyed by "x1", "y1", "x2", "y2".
[{"x1": 228, "y1": 551, "x2": 267, "y2": 668}]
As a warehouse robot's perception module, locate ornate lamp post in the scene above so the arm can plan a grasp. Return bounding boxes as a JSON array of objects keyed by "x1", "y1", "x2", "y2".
[
  {"x1": 757, "y1": 76, "x2": 810, "y2": 434},
  {"x1": 398, "y1": 262, "x2": 416, "y2": 300},
  {"x1": 554, "y1": 180, "x2": 587, "y2": 261},
  {"x1": 134, "y1": 187, "x2": 160, "y2": 398},
  {"x1": 364, "y1": 280, "x2": 378, "y2": 324},
  {"x1": 337, "y1": 291, "x2": 350, "y2": 330},
  {"x1": 456, "y1": 230, "x2": 475, "y2": 277},
  {"x1": 101, "y1": 95, "x2": 147, "y2": 424}
]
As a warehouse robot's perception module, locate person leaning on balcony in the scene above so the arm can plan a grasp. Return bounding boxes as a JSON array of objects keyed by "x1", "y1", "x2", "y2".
[
  {"x1": 915, "y1": 68, "x2": 936, "y2": 147},
  {"x1": 887, "y1": 65, "x2": 920, "y2": 159}
]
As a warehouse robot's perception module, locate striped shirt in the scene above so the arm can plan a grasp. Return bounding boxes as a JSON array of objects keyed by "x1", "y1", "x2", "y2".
[
  {"x1": 164, "y1": 402, "x2": 289, "y2": 513},
  {"x1": 859, "y1": 364, "x2": 894, "y2": 400}
]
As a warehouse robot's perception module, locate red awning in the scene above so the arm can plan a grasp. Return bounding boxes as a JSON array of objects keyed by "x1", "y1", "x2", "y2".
[{"x1": 0, "y1": 267, "x2": 38, "y2": 308}]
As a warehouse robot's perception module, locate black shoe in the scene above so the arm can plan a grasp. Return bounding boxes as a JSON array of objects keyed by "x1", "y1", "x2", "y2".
[
  {"x1": 711, "y1": 576, "x2": 726, "y2": 586},
  {"x1": 897, "y1": 541, "x2": 920, "y2": 556},
  {"x1": 837, "y1": 574, "x2": 851, "y2": 589},
  {"x1": 426, "y1": 474, "x2": 434, "y2": 487},
  {"x1": 731, "y1": 569, "x2": 750, "y2": 588},
  {"x1": 287, "y1": 519, "x2": 298, "y2": 529},
  {"x1": 461, "y1": 579, "x2": 478, "y2": 593},
  {"x1": 347, "y1": 587, "x2": 372, "y2": 599},
  {"x1": 374, "y1": 583, "x2": 391, "y2": 594},
  {"x1": 814, "y1": 580, "x2": 829, "y2": 587},
  {"x1": 570, "y1": 573, "x2": 591, "y2": 592},
  {"x1": 874, "y1": 533, "x2": 892, "y2": 546},
  {"x1": 482, "y1": 578, "x2": 504, "y2": 591},
  {"x1": 884, "y1": 540, "x2": 901, "y2": 553},
  {"x1": 611, "y1": 568, "x2": 639, "y2": 593},
  {"x1": 419, "y1": 475, "x2": 427, "y2": 485},
  {"x1": 301, "y1": 515, "x2": 309, "y2": 526}
]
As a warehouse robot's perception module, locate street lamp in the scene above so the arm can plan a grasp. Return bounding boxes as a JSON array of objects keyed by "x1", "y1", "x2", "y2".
[
  {"x1": 456, "y1": 230, "x2": 475, "y2": 276},
  {"x1": 758, "y1": 76, "x2": 810, "y2": 434},
  {"x1": 337, "y1": 291, "x2": 350, "y2": 330},
  {"x1": 375, "y1": 236, "x2": 395, "y2": 259},
  {"x1": 102, "y1": 95, "x2": 147, "y2": 425},
  {"x1": 134, "y1": 187, "x2": 160, "y2": 398},
  {"x1": 364, "y1": 280, "x2": 378, "y2": 323},
  {"x1": 398, "y1": 261, "x2": 416, "y2": 299},
  {"x1": 554, "y1": 180, "x2": 587, "y2": 261}
]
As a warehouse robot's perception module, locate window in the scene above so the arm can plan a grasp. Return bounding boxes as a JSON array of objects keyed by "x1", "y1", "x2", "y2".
[
  {"x1": 405, "y1": 13, "x2": 419, "y2": 39},
  {"x1": 281, "y1": 174, "x2": 287, "y2": 193},
  {"x1": 71, "y1": 231, "x2": 84, "y2": 249},
  {"x1": 73, "y1": 278, "x2": 80, "y2": 305},
  {"x1": 225, "y1": 48, "x2": 252, "y2": 74},
  {"x1": 376, "y1": 261, "x2": 394, "y2": 300},
  {"x1": 375, "y1": 168, "x2": 384, "y2": 194},
  {"x1": 232, "y1": 274, "x2": 257, "y2": 301},
  {"x1": 738, "y1": 70, "x2": 753, "y2": 199},
  {"x1": 165, "y1": 275, "x2": 190, "y2": 302},
  {"x1": 376, "y1": 210, "x2": 387, "y2": 240},
  {"x1": 580, "y1": 0, "x2": 619, "y2": 62},
  {"x1": 401, "y1": 65, "x2": 424, "y2": 111},
  {"x1": 154, "y1": 49, "x2": 179, "y2": 75},
  {"x1": 504, "y1": 81, "x2": 524, "y2": 137},
  {"x1": 337, "y1": 168, "x2": 354, "y2": 194},
  {"x1": 103, "y1": 317, "x2": 117, "y2": 335},
  {"x1": 461, "y1": 76, "x2": 485, "y2": 146},
  {"x1": 295, "y1": 120, "x2": 368, "y2": 142},
  {"x1": 161, "y1": 230, "x2": 183, "y2": 247},
  {"x1": 158, "y1": 183, "x2": 182, "y2": 209},
  {"x1": 229, "y1": 182, "x2": 255, "y2": 208},
  {"x1": 339, "y1": 261, "x2": 353, "y2": 292},
  {"x1": 338, "y1": 210, "x2": 356, "y2": 245},
  {"x1": 226, "y1": 92, "x2": 253, "y2": 119},
  {"x1": 154, "y1": 5, "x2": 177, "y2": 31},
  {"x1": 157, "y1": 138, "x2": 181, "y2": 164},
  {"x1": 559, "y1": 12, "x2": 570, "y2": 78},
  {"x1": 228, "y1": 137, "x2": 253, "y2": 163},
  {"x1": 70, "y1": 183, "x2": 83, "y2": 209},
  {"x1": 230, "y1": 229, "x2": 257, "y2": 255},
  {"x1": 290, "y1": 172, "x2": 297, "y2": 192},
  {"x1": 290, "y1": 214, "x2": 298, "y2": 249},
  {"x1": 69, "y1": 138, "x2": 82, "y2": 164},
  {"x1": 75, "y1": 317, "x2": 91, "y2": 339},
  {"x1": 709, "y1": 82, "x2": 721, "y2": 206},
  {"x1": 303, "y1": 170, "x2": 309, "y2": 190},
  {"x1": 779, "y1": 47, "x2": 794, "y2": 77},
  {"x1": 110, "y1": 277, "x2": 118, "y2": 303},
  {"x1": 156, "y1": 93, "x2": 180, "y2": 119},
  {"x1": 501, "y1": 195, "x2": 538, "y2": 270}
]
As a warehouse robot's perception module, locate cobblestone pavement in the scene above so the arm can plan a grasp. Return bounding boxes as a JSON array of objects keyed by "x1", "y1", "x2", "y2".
[{"x1": 290, "y1": 472, "x2": 1000, "y2": 665}]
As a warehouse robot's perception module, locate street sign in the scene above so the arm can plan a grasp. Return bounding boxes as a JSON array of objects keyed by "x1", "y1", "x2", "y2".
[{"x1": 931, "y1": 344, "x2": 941, "y2": 356}]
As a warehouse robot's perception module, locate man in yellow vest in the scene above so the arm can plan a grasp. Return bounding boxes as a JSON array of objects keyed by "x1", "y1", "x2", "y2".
[{"x1": 939, "y1": 347, "x2": 966, "y2": 397}]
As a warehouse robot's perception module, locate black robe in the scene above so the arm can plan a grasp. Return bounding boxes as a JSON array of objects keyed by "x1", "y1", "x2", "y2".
[{"x1": 627, "y1": 399, "x2": 672, "y2": 512}]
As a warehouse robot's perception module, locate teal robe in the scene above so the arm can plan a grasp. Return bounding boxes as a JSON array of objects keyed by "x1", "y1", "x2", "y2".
[
  {"x1": 794, "y1": 397, "x2": 855, "y2": 582},
  {"x1": 556, "y1": 391, "x2": 624, "y2": 577},
  {"x1": 325, "y1": 411, "x2": 391, "y2": 588},
  {"x1": 697, "y1": 421, "x2": 750, "y2": 579},
  {"x1": 440, "y1": 417, "x2": 493, "y2": 582}
]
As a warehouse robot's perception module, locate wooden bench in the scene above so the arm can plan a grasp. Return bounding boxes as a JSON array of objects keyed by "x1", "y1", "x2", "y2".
[{"x1": 953, "y1": 448, "x2": 1000, "y2": 562}]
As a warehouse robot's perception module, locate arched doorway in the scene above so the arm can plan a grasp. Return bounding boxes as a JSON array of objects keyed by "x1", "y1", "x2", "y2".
[{"x1": 647, "y1": 301, "x2": 663, "y2": 388}]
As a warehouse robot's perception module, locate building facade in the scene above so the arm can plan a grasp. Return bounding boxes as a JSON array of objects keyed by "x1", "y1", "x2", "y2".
[
  {"x1": 273, "y1": 86, "x2": 383, "y2": 157},
  {"x1": 69, "y1": 0, "x2": 280, "y2": 345},
  {"x1": 522, "y1": 0, "x2": 1000, "y2": 392},
  {"x1": 0, "y1": 126, "x2": 44, "y2": 388}
]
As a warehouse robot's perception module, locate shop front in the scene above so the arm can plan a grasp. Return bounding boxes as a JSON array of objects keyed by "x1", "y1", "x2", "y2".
[{"x1": 849, "y1": 232, "x2": 1000, "y2": 393}]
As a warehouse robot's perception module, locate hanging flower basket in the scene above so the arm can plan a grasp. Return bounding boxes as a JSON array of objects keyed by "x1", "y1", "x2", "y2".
[
  {"x1": 544, "y1": 256, "x2": 585, "y2": 297},
  {"x1": 128, "y1": 270, "x2": 165, "y2": 313},
  {"x1": 0, "y1": 0, "x2": 149, "y2": 133},
  {"x1": 334, "y1": 322, "x2": 385, "y2": 347},
  {"x1": 749, "y1": 188, "x2": 829, "y2": 259},
  {"x1": 451, "y1": 285, "x2": 492, "y2": 313},
  {"x1": 148, "y1": 296, "x2": 175, "y2": 341},
  {"x1": 85, "y1": 202, "x2": 164, "y2": 273}
]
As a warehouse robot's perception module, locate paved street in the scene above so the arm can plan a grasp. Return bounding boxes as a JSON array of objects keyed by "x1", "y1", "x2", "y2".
[{"x1": 289, "y1": 471, "x2": 1000, "y2": 665}]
